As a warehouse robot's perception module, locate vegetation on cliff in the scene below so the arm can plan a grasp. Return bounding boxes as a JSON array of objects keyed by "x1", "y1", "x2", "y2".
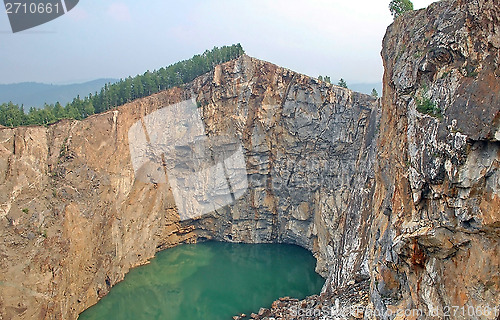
[
  {"x1": 389, "y1": 0, "x2": 414, "y2": 19},
  {"x1": 0, "y1": 44, "x2": 245, "y2": 127},
  {"x1": 317, "y1": 76, "x2": 349, "y2": 89},
  {"x1": 337, "y1": 78, "x2": 348, "y2": 88}
]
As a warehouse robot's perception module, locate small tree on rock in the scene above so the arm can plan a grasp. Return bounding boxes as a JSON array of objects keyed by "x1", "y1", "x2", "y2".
[
  {"x1": 389, "y1": 0, "x2": 414, "y2": 19},
  {"x1": 371, "y1": 88, "x2": 379, "y2": 98},
  {"x1": 338, "y1": 78, "x2": 348, "y2": 88},
  {"x1": 319, "y1": 76, "x2": 331, "y2": 83}
]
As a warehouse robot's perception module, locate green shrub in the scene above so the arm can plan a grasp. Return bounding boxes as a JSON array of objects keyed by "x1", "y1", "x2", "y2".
[
  {"x1": 416, "y1": 97, "x2": 442, "y2": 118},
  {"x1": 464, "y1": 65, "x2": 478, "y2": 78},
  {"x1": 389, "y1": 0, "x2": 414, "y2": 19}
]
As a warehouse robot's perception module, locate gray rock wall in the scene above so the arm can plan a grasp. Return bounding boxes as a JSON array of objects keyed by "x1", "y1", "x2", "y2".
[
  {"x1": 192, "y1": 57, "x2": 379, "y2": 291},
  {"x1": 0, "y1": 55, "x2": 379, "y2": 319},
  {"x1": 370, "y1": 0, "x2": 500, "y2": 317},
  {"x1": 1, "y1": 0, "x2": 499, "y2": 318}
]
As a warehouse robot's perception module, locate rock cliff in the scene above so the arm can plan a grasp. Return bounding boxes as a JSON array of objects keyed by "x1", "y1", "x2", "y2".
[
  {"x1": 0, "y1": 55, "x2": 378, "y2": 319},
  {"x1": 252, "y1": 1, "x2": 499, "y2": 318},
  {"x1": 0, "y1": 0, "x2": 499, "y2": 319},
  {"x1": 370, "y1": 0, "x2": 500, "y2": 317}
]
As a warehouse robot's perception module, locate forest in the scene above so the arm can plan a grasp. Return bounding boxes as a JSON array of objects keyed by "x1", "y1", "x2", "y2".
[{"x1": 0, "y1": 44, "x2": 245, "y2": 127}]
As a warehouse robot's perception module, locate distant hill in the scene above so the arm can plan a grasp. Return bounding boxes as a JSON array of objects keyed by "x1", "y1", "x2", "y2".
[
  {"x1": 0, "y1": 79, "x2": 118, "y2": 110},
  {"x1": 349, "y1": 82, "x2": 383, "y2": 96},
  {"x1": 0, "y1": 44, "x2": 246, "y2": 127}
]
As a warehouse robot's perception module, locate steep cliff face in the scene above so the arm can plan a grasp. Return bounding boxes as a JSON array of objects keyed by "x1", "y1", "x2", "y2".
[
  {"x1": 0, "y1": 0, "x2": 499, "y2": 319},
  {"x1": 191, "y1": 57, "x2": 378, "y2": 291},
  {"x1": 0, "y1": 56, "x2": 378, "y2": 319},
  {"x1": 370, "y1": 0, "x2": 500, "y2": 317},
  {"x1": 0, "y1": 98, "x2": 199, "y2": 319},
  {"x1": 253, "y1": 1, "x2": 499, "y2": 318}
]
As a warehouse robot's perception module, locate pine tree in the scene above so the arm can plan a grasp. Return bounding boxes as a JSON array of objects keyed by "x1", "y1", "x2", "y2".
[{"x1": 338, "y1": 78, "x2": 348, "y2": 88}]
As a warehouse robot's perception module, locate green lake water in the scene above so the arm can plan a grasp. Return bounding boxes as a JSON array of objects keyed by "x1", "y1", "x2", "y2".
[{"x1": 78, "y1": 242, "x2": 324, "y2": 320}]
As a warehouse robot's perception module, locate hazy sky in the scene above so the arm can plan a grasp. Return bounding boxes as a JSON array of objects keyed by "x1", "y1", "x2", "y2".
[{"x1": 0, "y1": 0, "x2": 436, "y2": 85}]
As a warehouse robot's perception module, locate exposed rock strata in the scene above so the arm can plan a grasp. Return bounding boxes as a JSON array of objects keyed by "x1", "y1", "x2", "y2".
[
  {"x1": 257, "y1": 0, "x2": 500, "y2": 318},
  {"x1": 369, "y1": 0, "x2": 500, "y2": 318},
  {"x1": 0, "y1": 0, "x2": 499, "y2": 319},
  {"x1": 0, "y1": 55, "x2": 378, "y2": 319}
]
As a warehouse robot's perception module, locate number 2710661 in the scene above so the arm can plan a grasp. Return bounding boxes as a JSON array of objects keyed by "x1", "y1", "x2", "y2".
[{"x1": 5, "y1": 2, "x2": 61, "y2": 14}]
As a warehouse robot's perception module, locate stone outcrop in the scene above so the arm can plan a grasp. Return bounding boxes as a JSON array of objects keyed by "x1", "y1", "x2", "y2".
[
  {"x1": 0, "y1": 55, "x2": 378, "y2": 319},
  {"x1": 0, "y1": 0, "x2": 499, "y2": 319},
  {"x1": 256, "y1": 0, "x2": 500, "y2": 318},
  {"x1": 369, "y1": 0, "x2": 500, "y2": 318}
]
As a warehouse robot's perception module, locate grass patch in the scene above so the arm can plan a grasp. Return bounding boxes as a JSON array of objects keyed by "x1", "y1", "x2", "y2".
[
  {"x1": 440, "y1": 71, "x2": 450, "y2": 79},
  {"x1": 413, "y1": 51, "x2": 424, "y2": 59},
  {"x1": 396, "y1": 45, "x2": 407, "y2": 61},
  {"x1": 416, "y1": 97, "x2": 442, "y2": 119},
  {"x1": 464, "y1": 65, "x2": 478, "y2": 78}
]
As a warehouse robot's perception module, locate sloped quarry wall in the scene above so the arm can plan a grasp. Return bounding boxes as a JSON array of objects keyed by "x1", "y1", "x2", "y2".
[
  {"x1": 0, "y1": 0, "x2": 499, "y2": 318},
  {"x1": 0, "y1": 55, "x2": 378, "y2": 319}
]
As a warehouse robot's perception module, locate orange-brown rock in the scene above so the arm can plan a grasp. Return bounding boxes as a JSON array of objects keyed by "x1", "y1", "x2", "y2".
[
  {"x1": 0, "y1": 56, "x2": 378, "y2": 319},
  {"x1": 1, "y1": 0, "x2": 499, "y2": 319},
  {"x1": 370, "y1": 0, "x2": 500, "y2": 317}
]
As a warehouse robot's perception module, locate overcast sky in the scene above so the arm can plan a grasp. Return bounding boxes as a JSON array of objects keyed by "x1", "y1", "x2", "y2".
[{"x1": 0, "y1": 0, "x2": 436, "y2": 85}]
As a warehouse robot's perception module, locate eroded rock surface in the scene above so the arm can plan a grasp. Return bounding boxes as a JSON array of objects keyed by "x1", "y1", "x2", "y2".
[
  {"x1": 370, "y1": 0, "x2": 500, "y2": 318},
  {"x1": 0, "y1": 55, "x2": 378, "y2": 319},
  {"x1": 0, "y1": 0, "x2": 499, "y2": 319}
]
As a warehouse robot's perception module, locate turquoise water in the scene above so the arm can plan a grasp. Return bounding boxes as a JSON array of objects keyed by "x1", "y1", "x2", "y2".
[{"x1": 78, "y1": 242, "x2": 324, "y2": 320}]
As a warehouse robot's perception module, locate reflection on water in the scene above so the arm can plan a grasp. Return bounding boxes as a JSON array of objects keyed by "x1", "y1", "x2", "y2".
[{"x1": 79, "y1": 242, "x2": 324, "y2": 320}]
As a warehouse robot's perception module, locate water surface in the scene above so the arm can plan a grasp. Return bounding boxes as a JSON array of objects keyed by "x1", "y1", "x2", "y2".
[{"x1": 79, "y1": 242, "x2": 324, "y2": 320}]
